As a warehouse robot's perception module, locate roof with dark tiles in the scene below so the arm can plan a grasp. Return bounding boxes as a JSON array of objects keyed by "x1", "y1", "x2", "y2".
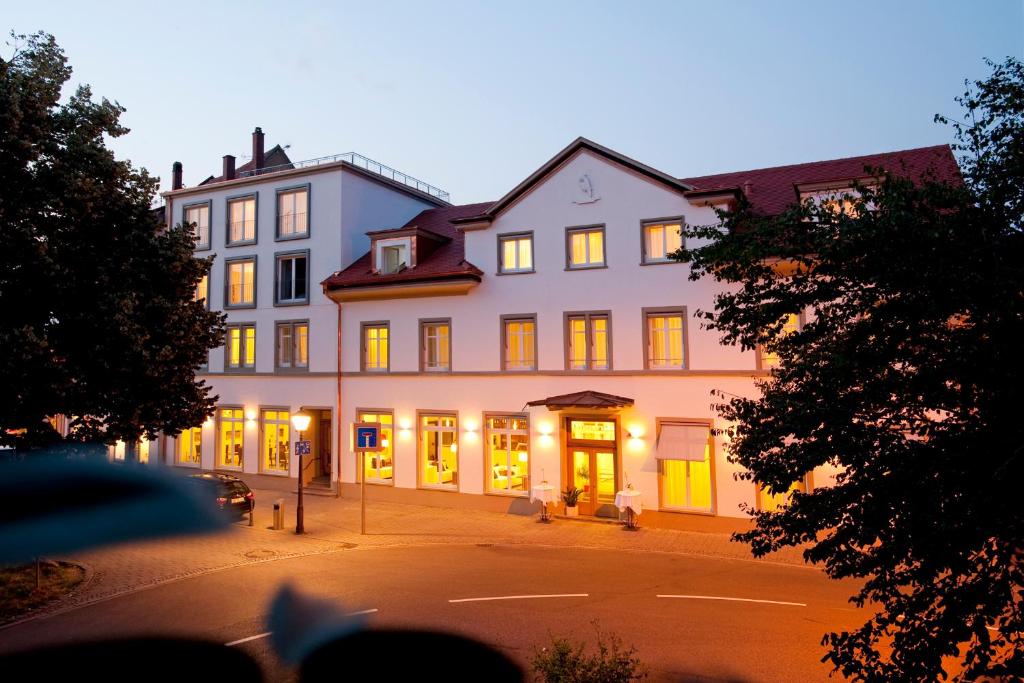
[
  {"x1": 198, "y1": 145, "x2": 293, "y2": 186},
  {"x1": 321, "y1": 202, "x2": 493, "y2": 290},
  {"x1": 322, "y1": 144, "x2": 961, "y2": 293},
  {"x1": 680, "y1": 144, "x2": 960, "y2": 216}
]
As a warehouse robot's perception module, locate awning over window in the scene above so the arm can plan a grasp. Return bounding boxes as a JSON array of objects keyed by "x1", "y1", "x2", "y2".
[
  {"x1": 656, "y1": 424, "x2": 709, "y2": 462},
  {"x1": 525, "y1": 390, "x2": 634, "y2": 411}
]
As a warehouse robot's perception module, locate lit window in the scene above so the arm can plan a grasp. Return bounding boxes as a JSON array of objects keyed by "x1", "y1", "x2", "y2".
[
  {"x1": 184, "y1": 202, "x2": 210, "y2": 249},
  {"x1": 261, "y1": 409, "x2": 290, "y2": 474},
  {"x1": 277, "y1": 187, "x2": 309, "y2": 239},
  {"x1": 359, "y1": 411, "x2": 394, "y2": 483},
  {"x1": 227, "y1": 196, "x2": 257, "y2": 244},
  {"x1": 486, "y1": 415, "x2": 529, "y2": 494},
  {"x1": 567, "y1": 226, "x2": 605, "y2": 269},
  {"x1": 657, "y1": 422, "x2": 713, "y2": 512},
  {"x1": 420, "y1": 414, "x2": 458, "y2": 489},
  {"x1": 218, "y1": 408, "x2": 244, "y2": 469},
  {"x1": 195, "y1": 274, "x2": 208, "y2": 305},
  {"x1": 567, "y1": 313, "x2": 609, "y2": 370},
  {"x1": 276, "y1": 321, "x2": 308, "y2": 370},
  {"x1": 276, "y1": 252, "x2": 309, "y2": 304},
  {"x1": 226, "y1": 258, "x2": 255, "y2": 307},
  {"x1": 502, "y1": 316, "x2": 536, "y2": 371},
  {"x1": 177, "y1": 426, "x2": 202, "y2": 466},
  {"x1": 569, "y1": 420, "x2": 616, "y2": 441},
  {"x1": 421, "y1": 320, "x2": 451, "y2": 371},
  {"x1": 645, "y1": 310, "x2": 685, "y2": 369},
  {"x1": 758, "y1": 477, "x2": 808, "y2": 512},
  {"x1": 642, "y1": 221, "x2": 683, "y2": 263},
  {"x1": 226, "y1": 324, "x2": 256, "y2": 371},
  {"x1": 362, "y1": 323, "x2": 389, "y2": 372},
  {"x1": 758, "y1": 313, "x2": 801, "y2": 369},
  {"x1": 499, "y1": 233, "x2": 533, "y2": 273}
]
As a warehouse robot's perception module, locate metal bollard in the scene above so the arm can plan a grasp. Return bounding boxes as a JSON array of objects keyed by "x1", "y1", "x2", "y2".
[
  {"x1": 272, "y1": 499, "x2": 285, "y2": 530},
  {"x1": 249, "y1": 501, "x2": 254, "y2": 527}
]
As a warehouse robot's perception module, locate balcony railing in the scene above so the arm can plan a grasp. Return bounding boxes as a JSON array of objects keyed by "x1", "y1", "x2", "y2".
[{"x1": 237, "y1": 151, "x2": 450, "y2": 202}]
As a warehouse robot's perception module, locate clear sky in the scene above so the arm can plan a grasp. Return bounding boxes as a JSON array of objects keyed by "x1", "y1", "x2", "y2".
[{"x1": 4, "y1": 0, "x2": 1022, "y2": 204}]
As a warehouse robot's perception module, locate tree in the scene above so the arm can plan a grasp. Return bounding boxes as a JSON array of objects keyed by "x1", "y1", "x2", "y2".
[
  {"x1": 0, "y1": 32, "x2": 225, "y2": 453},
  {"x1": 674, "y1": 58, "x2": 1023, "y2": 680}
]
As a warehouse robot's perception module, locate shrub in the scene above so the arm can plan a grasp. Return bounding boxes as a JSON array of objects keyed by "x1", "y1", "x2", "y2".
[
  {"x1": 561, "y1": 486, "x2": 582, "y2": 507},
  {"x1": 532, "y1": 621, "x2": 647, "y2": 682}
]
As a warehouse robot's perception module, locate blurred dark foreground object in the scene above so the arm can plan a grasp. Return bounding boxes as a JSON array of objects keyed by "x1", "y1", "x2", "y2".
[
  {"x1": 301, "y1": 629, "x2": 523, "y2": 682},
  {"x1": 0, "y1": 638, "x2": 264, "y2": 682},
  {"x1": 0, "y1": 455, "x2": 231, "y2": 563}
]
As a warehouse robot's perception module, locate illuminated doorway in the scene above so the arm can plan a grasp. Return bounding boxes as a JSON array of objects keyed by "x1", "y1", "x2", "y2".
[{"x1": 564, "y1": 418, "x2": 618, "y2": 517}]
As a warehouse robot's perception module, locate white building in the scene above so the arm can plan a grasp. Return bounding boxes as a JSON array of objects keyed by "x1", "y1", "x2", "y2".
[{"x1": 155, "y1": 132, "x2": 958, "y2": 528}]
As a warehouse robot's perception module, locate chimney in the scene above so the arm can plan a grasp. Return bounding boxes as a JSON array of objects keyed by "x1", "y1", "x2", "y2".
[
  {"x1": 252, "y1": 127, "x2": 265, "y2": 172},
  {"x1": 743, "y1": 180, "x2": 753, "y2": 197},
  {"x1": 223, "y1": 154, "x2": 236, "y2": 181},
  {"x1": 171, "y1": 161, "x2": 183, "y2": 190}
]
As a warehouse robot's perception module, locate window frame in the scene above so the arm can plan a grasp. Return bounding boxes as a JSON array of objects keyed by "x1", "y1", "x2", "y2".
[
  {"x1": 500, "y1": 313, "x2": 538, "y2": 372},
  {"x1": 416, "y1": 410, "x2": 459, "y2": 491},
  {"x1": 640, "y1": 216, "x2": 685, "y2": 265},
  {"x1": 259, "y1": 406, "x2": 291, "y2": 476},
  {"x1": 419, "y1": 317, "x2": 452, "y2": 372},
  {"x1": 224, "y1": 322, "x2": 257, "y2": 373},
  {"x1": 225, "y1": 193, "x2": 258, "y2": 247},
  {"x1": 275, "y1": 183, "x2": 311, "y2": 241},
  {"x1": 642, "y1": 306, "x2": 689, "y2": 370},
  {"x1": 223, "y1": 255, "x2": 257, "y2": 309},
  {"x1": 356, "y1": 408, "x2": 395, "y2": 485},
  {"x1": 174, "y1": 425, "x2": 203, "y2": 468},
  {"x1": 564, "y1": 224, "x2": 607, "y2": 270},
  {"x1": 496, "y1": 231, "x2": 535, "y2": 275},
  {"x1": 275, "y1": 319, "x2": 309, "y2": 372},
  {"x1": 273, "y1": 249, "x2": 311, "y2": 306},
  {"x1": 755, "y1": 311, "x2": 805, "y2": 371},
  {"x1": 183, "y1": 199, "x2": 212, "y2": 251},
  {"x1": 563, "y1": 310, "x2": 612, "y2": 371},
  {"x1": 360, "y1": 321, "x2": 390, "y2": 373},
  {"x1": 215, "y1": 406, "x2": 245, "y2": 471},
  {"x1": 483, "y1": 412, "x2": 530, "y2": 497},
  {"x1": 655, "y1": 417, "x2": 717, "y2": 515},
  {"x1": 374, "y1": 236, "x2": 413, "y2": 274}
]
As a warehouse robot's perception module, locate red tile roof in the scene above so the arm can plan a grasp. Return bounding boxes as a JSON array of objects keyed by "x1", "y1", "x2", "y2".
[
  {"x1": 681, "y1": 144, "x2": 959, "y2": 216},
  {"x1": 321, "y1": 202, "x2": 493, "y2": 290},
  {"x1": 323, "y1": 144, "x2": 962, "y2": 294}
]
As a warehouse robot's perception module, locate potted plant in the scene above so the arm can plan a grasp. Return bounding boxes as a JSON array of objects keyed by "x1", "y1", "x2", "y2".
[{"x1": 562, "y1": 486, "x2": 582, "y2": 517}]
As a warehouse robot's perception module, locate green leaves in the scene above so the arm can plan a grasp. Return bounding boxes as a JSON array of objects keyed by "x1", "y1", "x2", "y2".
[
  {"x1": 0, "y1": 32, "x2": 225, "y2": 449},
  {"x1": 675, "y1": 58, "x2": 1024, "y2": 680}
]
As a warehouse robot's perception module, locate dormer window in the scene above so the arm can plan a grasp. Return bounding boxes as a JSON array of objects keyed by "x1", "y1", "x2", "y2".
[{"x1": 374, "y1": 236, "x2": 413, "y2": 274}]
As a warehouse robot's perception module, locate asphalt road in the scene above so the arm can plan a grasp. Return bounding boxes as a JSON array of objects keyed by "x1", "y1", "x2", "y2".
[{"x1": 0, "y1": 544, "x2": 863, "y2": 681}]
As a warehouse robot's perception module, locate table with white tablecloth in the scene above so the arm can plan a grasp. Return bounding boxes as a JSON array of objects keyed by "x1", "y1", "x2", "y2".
[
  {"x1": 614, "y1": 489, "x2": 642, "y2": 529},
  {"x1": 531, "y1": 483, "x2": 557, "y2": 522}
]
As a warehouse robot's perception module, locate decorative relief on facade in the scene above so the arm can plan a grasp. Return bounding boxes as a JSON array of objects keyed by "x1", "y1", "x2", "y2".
[{"x1": 573, "y1": 173, "x2": 600, "y2": 204}]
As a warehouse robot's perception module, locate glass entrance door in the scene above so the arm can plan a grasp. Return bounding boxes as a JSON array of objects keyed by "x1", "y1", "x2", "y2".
[{"x1": 569, "y1": 448, "x2": 617, "y2": 516}]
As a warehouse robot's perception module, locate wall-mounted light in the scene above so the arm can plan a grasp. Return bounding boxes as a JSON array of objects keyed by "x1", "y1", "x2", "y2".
[
  {"x1": 537, "y1": 422, "x2": 554, "y2": 436},
  {"x1": 626, "y1": 423, "x2": 645, "y2": 440},
  {"x1": 245, "y1": 408, "x2": 257, "y2": 425}
]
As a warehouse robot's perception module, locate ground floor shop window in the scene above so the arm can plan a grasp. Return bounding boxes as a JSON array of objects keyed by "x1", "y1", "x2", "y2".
[
  {"x1": 218, "y1": 408, "x2": 244, "y2": 469},
  {"x1": 359, "y1": 410, "x2": 394, "y2": 483},
  {"x1": 177, "y1": 426, "x2": 202, "y2": 466},
  {"x1": 420, "y1": 413, "x2": 458, "y2": 489},
  {"x1": 486, "y1": 414, "x2": 529, "y2": 494},
  {"x1": 656, "y1": 422, "x2": 714, "y2": 513},
  {"x1": 262, "y1": 409, "x2": 290, "y2": 475}
]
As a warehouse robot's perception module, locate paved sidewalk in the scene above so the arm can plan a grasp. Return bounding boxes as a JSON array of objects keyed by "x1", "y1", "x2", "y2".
[{"x1": 5, "y1": 487, "x2": 812, "y2": 628}]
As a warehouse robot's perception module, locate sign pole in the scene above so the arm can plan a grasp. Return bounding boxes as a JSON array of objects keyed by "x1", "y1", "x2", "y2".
[{"x1": 360, "y1": 451, "x2": 367, "y2": 535}]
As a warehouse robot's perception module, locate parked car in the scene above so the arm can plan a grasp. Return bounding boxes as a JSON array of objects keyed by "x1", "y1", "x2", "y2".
[{"x1": 187, "y1": 473, "x2": 254, "y2": 517}]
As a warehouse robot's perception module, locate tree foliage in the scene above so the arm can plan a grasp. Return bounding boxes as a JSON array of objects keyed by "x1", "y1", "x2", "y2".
[
  {"x1": 674, "y1": 58, "x2": 1023, "y2": 680},
  {"x1": 0, "y1": 32, "x2": 224, "y2": 450}
]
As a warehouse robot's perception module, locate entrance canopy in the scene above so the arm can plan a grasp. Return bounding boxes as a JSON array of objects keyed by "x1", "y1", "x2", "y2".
[{"x1": 525, "y1": 390, "x2": 634, "y2": 411}]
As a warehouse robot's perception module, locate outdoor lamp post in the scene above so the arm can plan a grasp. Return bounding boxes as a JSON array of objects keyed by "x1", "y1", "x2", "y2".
[{"x1": 291, "y1": 412, "x2": 312, "y2": 534}]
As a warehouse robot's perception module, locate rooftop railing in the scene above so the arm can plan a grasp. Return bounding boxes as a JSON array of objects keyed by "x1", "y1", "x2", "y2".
[{"x1": 236, "y1": 151, "x2": 450, "y2": 202}]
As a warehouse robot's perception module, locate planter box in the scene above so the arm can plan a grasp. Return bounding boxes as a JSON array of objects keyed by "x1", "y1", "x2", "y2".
[{"x1": 564, "y1": 505, "x2": 579, "y2": 517}]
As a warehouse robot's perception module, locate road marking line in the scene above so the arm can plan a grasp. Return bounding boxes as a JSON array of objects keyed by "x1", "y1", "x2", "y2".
[
  {"x1": 224, "y1": 608, "x2": 379, "y2": 646},
  {"x1": 449, "y1": 593, "x2": 589, "y2": 603},
  {"x1": 225, "y1": 632, "x2": 271, "y2": 646},
  {"x1": 657, "y1": 594, "x2": 806, "y2": 607}
]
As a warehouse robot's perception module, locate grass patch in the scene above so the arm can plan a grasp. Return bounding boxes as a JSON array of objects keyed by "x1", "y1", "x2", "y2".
[{"x1": 0, "y1": 561, "x2": 86, "y2": 623}]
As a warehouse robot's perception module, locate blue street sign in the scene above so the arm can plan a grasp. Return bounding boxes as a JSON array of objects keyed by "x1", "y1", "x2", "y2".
[
  {"x1": 356, "y1": 427, "x2": 378, "y2": 449},
  {"x1": 295, "y1": 440, "x2": 311, "y2": 456}
]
